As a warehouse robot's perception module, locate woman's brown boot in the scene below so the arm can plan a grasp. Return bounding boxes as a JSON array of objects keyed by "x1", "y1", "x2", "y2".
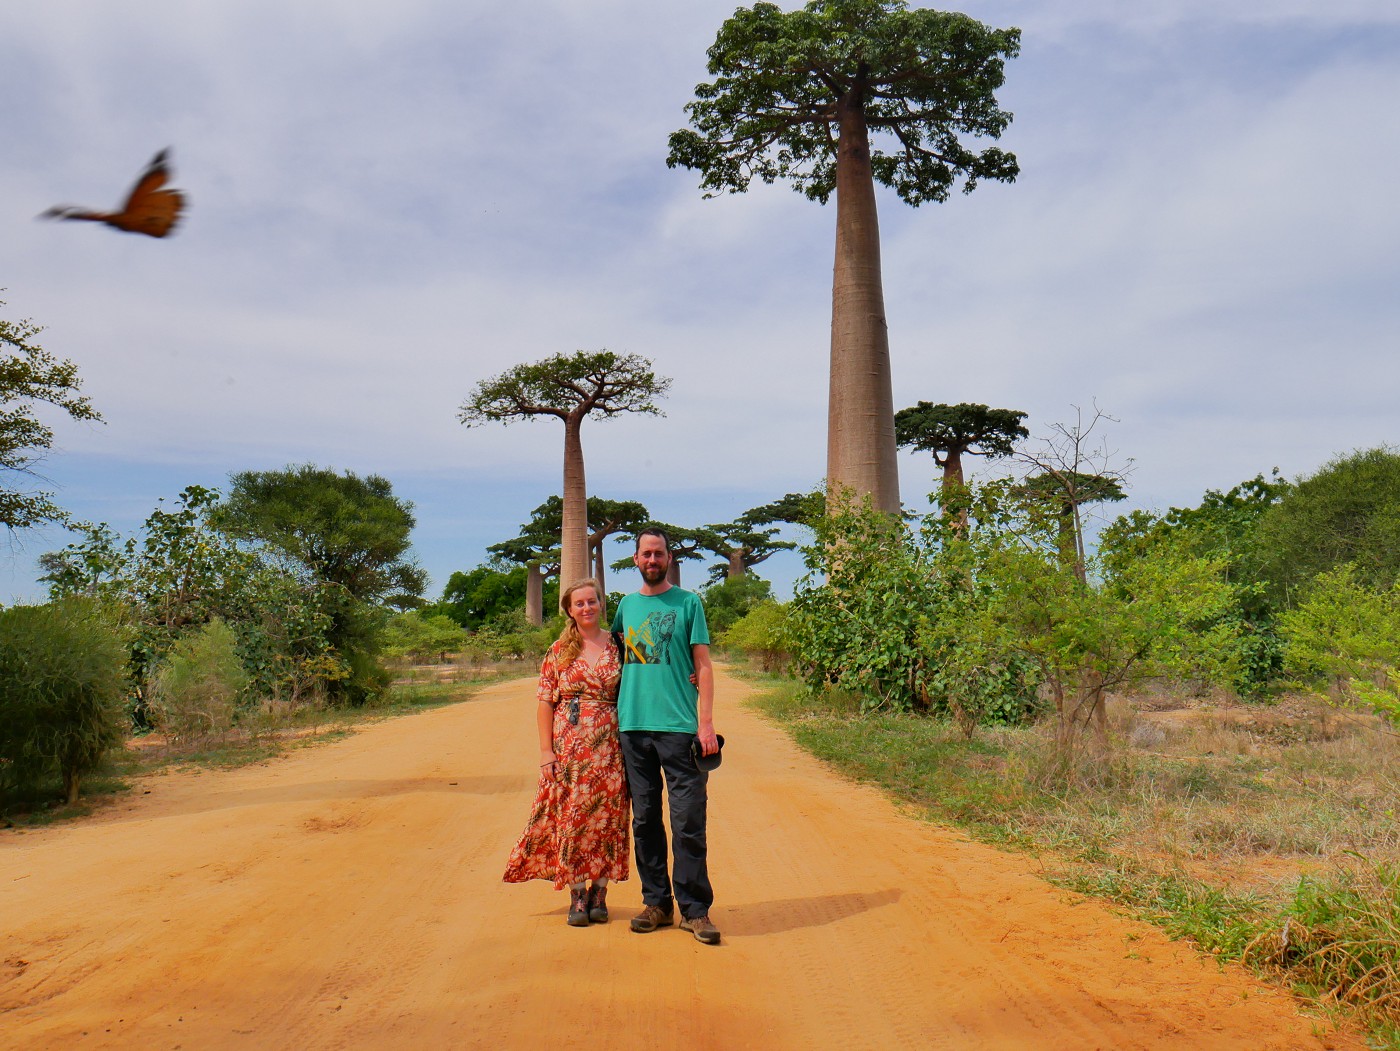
[
  {"x1": 587, "y1": 884, "x2": 609, "y2": 924},
  {"x1": 567, "y1": 885, "x2": 590, "y2": 927}
]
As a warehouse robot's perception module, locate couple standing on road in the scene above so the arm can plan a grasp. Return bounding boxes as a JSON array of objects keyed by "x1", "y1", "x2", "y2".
[{"x1": 502, "y1": 528, "x2": 723, "y2": 945}]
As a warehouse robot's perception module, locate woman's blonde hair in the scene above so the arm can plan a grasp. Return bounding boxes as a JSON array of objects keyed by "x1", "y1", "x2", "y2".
[{"x1": 556, "y1": 578, "x2": 604, "y2": 670}]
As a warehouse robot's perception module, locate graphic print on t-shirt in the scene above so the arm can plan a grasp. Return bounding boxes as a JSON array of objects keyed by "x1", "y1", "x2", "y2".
[{"x1": 623, "y1": 610, "x2": 677, "y2": 664}]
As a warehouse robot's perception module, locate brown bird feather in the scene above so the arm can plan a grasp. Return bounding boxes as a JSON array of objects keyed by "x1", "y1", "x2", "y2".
[{"x1": 40, "y1": 149, "x2": 186, "y2": 238}]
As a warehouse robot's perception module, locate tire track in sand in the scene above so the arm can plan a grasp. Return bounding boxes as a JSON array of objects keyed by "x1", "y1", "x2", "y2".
[{"x1": 1, "y1": 668, "x2": 1362, "y2": 1050}]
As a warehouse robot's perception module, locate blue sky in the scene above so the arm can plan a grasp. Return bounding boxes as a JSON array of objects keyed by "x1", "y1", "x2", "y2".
[{"x1": 3, "y1": 0, "x2": 1398, "y2": 605}]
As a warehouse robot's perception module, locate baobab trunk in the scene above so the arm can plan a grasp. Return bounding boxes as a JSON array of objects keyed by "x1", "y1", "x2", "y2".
[
  {"x1": 667, "y1": 561, "x2": 681, "y2": 587},
  {"x1": 943, "y1": 448, "x2": 969, "y2": 534},
  {"x1": 826, "y1": 84, "x2": 900, "y2": 516},
  {"x1": 1055, "y1": 504, "x2": 1088, "y2": 586},
  {"x1": 941, "y1": 448, "x2": 966, "y2": 494},
  {"x1": 560, "y1": 415, "x2": 591, "y2": 588},
  {"x1": 592, "y1": 542, "x2": 607, "y2": 596},
  {"x1": 525, "y1": 563, "x2": 543, "y2": 626},
  {"x1": 727, "y1": 549, "x2": 746, "y2": 579}
]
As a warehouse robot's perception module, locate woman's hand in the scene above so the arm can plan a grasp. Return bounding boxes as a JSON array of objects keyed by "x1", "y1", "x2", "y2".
[{"x1": 539, "y1": 749, "x2": 558, "y2": 778}]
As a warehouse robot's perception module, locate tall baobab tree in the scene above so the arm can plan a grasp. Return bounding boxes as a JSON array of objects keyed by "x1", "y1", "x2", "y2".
[
  {"x1": 669, "y1": 0, "x2": 1020, "y2": 514},
  {"x1": 459, "y1": 351, "x2": 669, "y2": 589}
]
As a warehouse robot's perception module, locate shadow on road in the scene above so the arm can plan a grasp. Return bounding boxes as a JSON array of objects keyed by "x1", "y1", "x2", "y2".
[{"x1": 723, "y1": 888, "x2": 903, "y2": 936}]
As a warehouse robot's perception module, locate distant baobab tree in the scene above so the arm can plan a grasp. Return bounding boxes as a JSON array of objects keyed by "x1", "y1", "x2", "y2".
[{"x1": 459, "y1": 351, "x2": 670, "y2": 589}]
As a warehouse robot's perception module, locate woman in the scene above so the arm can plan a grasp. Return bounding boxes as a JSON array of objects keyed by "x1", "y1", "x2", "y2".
[{"x1": 502, "y1": 578, "x2": 629, "y2": 925}]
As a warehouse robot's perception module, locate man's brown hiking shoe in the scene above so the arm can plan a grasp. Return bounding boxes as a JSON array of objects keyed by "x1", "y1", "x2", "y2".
[
  {"x1": 629, "y1": 903, "x2": 674, "y2": 933},
  {"x1": 680, "y1": 913, "x2": 721, "y2": 945}
]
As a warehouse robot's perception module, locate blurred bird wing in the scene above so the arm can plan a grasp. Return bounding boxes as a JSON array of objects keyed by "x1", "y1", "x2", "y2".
[{"x1": 120, "y1": 149, "x2": 173, "y2": 211}]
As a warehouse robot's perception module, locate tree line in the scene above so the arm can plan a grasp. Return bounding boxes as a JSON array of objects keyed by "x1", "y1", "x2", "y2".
[{"x1": 0, "y1": 466, "x2": 423, "y2": 806}]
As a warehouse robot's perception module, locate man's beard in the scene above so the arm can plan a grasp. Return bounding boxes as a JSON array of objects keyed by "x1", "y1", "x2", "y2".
[{"x1": 640, "y1": 565, "x2": 668, "y2": 584}]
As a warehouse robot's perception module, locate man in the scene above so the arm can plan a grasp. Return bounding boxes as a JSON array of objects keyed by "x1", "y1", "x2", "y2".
[{"x1": 612, "y1": 527, "x2": 721, "y2": 945}]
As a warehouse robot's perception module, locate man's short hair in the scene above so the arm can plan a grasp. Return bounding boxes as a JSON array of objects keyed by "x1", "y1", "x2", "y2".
[{"x1": 635, "y1": 526, "x2": 671, "y2": 552}]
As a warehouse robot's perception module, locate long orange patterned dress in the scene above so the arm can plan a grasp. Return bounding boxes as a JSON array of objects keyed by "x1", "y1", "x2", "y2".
[{"x1": 502, "y1": 638, "x2": 630, "y2": 888}]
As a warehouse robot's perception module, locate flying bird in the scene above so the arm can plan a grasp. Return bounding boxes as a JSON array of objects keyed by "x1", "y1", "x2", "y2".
[{"x1": 40, "y1": 149, "x2": 186, "y2": 238}]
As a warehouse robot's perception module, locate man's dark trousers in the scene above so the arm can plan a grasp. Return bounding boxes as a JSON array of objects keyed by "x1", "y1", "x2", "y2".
[{"x1": 621, "y1": 730, "x2": 713, "y2": 919}]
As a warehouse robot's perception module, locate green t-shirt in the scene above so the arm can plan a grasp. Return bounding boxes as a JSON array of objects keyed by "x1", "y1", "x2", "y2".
[{"x1": 612, "y1": 586, "x2": 710, "y2": 733}]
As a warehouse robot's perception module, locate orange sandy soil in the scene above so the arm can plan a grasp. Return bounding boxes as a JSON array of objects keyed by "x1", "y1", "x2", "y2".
[{"x1": 2, "y1": 665, "x2": 1364, "y2": 1050}]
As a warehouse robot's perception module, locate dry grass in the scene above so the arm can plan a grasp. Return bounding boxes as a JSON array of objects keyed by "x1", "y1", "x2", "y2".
[{"x1": 1109, "y1": 697, "x2": 1400, "y2": 879}]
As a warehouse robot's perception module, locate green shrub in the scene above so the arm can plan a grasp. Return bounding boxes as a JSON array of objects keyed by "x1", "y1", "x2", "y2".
[
  {"x1": 381, "y1": 611, "x2": 467, "y2": 664},
  {"x1": 0, "y1": 598, "x2": 130, "y2": 806},
  {"x1": 1100, "y1": 473, "x2": 1286, "y2": 696},
  {"x1": 789, "y1": 492, "x2": 1041, "y2": 723},
  {"x1": 227, "y1": 568, "x2": 341, "y2": 708},
  {"x1": 147, "y1": 618, "x2": 249, "y2": 743},
  {"x1": 719, "y1": 600, "x2": 791, "y2": 671},
  {"x1": 466, "y1": 609, "x2": 560, "y2": 663},
  {"x1": 1257, "y1": 446, "x2": 1400, "y2": 603},
  {"x1": 701, "y1": 575, "x2": 774, "y2": 635},
  {"x1": 789, "y1": 496, "x2": 939, "y2": 712},
  {"x1": 1279, "y1": 564, "x2": 1400, "y2": 720}
]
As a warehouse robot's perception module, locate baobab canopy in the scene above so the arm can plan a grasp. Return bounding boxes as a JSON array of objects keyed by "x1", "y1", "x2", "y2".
[{"x1": 667, "y1": 1, "x2": 1020, "y2": 207}]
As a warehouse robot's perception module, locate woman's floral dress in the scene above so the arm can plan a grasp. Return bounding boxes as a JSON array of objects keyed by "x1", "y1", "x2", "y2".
[{"x1": 502, "y1": 637, "x2": 630, "y2": 888}]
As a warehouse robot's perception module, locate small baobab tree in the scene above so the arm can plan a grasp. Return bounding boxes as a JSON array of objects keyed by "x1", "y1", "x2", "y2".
[
  {"x1": 1015, "y1": 407, "x2": 1131, "y2": 749},
  {"x1": 489, "y1": 510, "x2": 562, "y2": 627},
  {"x1": 896, "y1": 402, "x2": 1027, "y2": 533},
  {"x1": 895, "y1": 402, "x2": 1028, "y2": 496},
  {"x1": 583, "y1": 497, "x2": 650, "y2": 595},
  {"x1": 1022, "y1": 472, "x2": 1127, "y2": 584},
  {"x1": 459, "y1": 351, "x2": 670, "y2": 590},
  {"x1": 706, "y1": 492, "x2": 821, "y2": 580}
]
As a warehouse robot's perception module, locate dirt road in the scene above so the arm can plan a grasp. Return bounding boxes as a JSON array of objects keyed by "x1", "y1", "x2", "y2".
[{"x1": 3, "y1": 666, "x2": 1359, "y2": 1050}]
